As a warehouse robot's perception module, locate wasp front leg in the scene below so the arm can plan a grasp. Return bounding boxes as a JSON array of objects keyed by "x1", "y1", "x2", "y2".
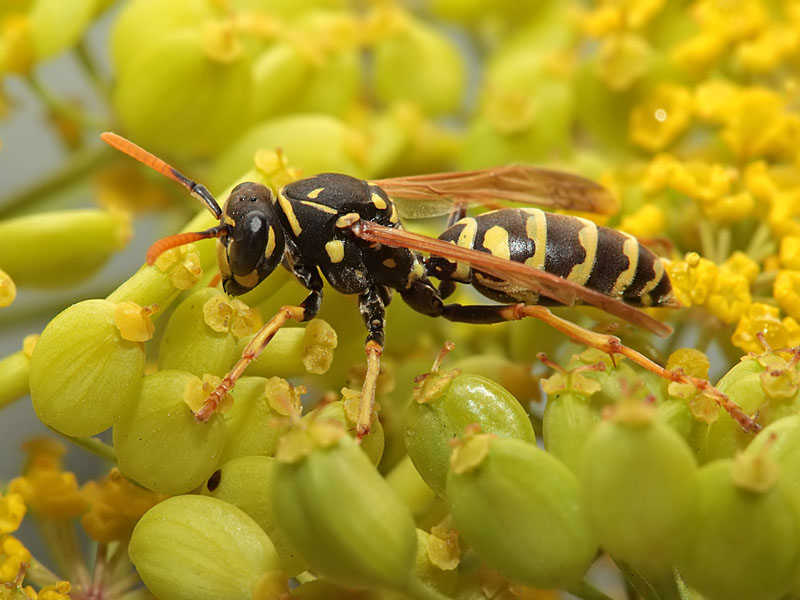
[{"x1": 354, "y1": 286, "x2": 387, "y2": 440}]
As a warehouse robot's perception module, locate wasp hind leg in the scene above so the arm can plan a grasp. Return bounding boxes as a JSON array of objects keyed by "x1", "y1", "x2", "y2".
[{"x1": 354, "y1": 286, "x2": 387, "y2": 440}]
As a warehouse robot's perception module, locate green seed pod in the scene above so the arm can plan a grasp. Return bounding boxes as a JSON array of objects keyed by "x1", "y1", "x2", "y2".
[
  {"x1": 202, "y1": 455, "x2": 306, "y2": 576},
  {"x1": 579, "y1": 404, "x2": 698, "y2": 576},
  {"x1": 250, "y1": 42, "x2": 312, "y2": 121},
  {"x1": 112, "y1": 28, "x2": 253, "y2": 156},
  {"x1": 220, "y1": 376, "x2": 297, "y2": 462},
  {"x1": 543, "y1": 391, "x2": 599, "y2": 474},
  {"x1": 0, "y1": 210, "x2": 129, "y2": 288},
  {"x1": 0, "y1": 334, "x2": 35, "y2": 409},
  {"x1": 306, "y1": 397, "x2": 385, "y2": 466},
  {"x1": 240, "y1": 318, "x2": 337, "y2": 378},
  {"x1": 272, "y1": 422, "x2": 421, "y2": 593},
  {"x1": 405, "y1": 371, "x2": 535, "y2": 497},
  {"x1": 159, "y1": 288, "x2": 251, "y2": 378},
  {"x1": 677, "y1": 456, "x2": 800, "y2": 600},
  {"x1": 372, "y1": 13, "x2": 466, "y2": 115},
  {"x1": 0, "y1": 268, "x2": 15, "y2": 307},
  {"x1": 375, "y1": 529, "x2": 458, "y2": 600},
  {"x1": 210, "y1": 114, "x2": 367, "y2": 191},
  {"x1": 30, "y1": 299, "x2": 145, "y2": 436},
  {"x1": 446, "y1": 434, "x2": 598, "y2": 589},
  {"x1": 28, "y1": 0, "x2": 95, "y2": 60},
  {"x1": 113, "y1": 370, "x2": 225, "y2": 494},
  {"x1": 129, "y1": 495, "x2": 280, "y2": 600}
]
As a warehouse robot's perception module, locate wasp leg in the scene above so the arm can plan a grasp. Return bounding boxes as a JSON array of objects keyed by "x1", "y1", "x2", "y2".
[
  {"x1": 354, "y1": 287, "x2": 386, "y2": 440},
  {"x1": 194, "y1": 289, "x2": 322, "y2": 422}
]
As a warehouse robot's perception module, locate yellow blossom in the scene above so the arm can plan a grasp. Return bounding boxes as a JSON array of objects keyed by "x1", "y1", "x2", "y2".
[
  {"x1": 768, "y1": 190, "x2": 800, "y2": 238},
  {"x1": 780, "y1": 236, "x2": 800, "y2": 270},
  {"x1": 692, "y1": 0, "x2": 767, "y2": 41},
  {"x1": 35, "y1": 581, "x2": 71, "y2": 600},
  {"x1": 731, "y1": 302, "x2": 800, "y2": 353},
  {"x1": 706, "y1": 269, "x2": 751, "y2": 323},
  {"x1": 734, "y1": 26, "x2": 799, "y2": 73},
  {"x1": 743, "y1": 160, "x2": 780, "y2": 203},
  {"x1": 81, "y1": 469, "x2": 165, "y2": 543},
  {"x1": 774, "y1": 270, "x2": 800, "y2": 322},
  {"x1": 629, "y1": 84, "x2": 692, "y2": 152},
  {"x1": 666, "y1": 253, "x2": 718, "y2": 307},
  {"x1": 701, "y1": 190, "x2": 754, "y2": 222},
  {"x1": 579, "y1": 4, "x2": 623, "y2": 37},
  {"x1": 596, "y1": 32, "x2": 651, "y2": 91},
  {"x1": 619, "y1": 203, "x2": 665, "y2": 238},
  {"x1": 0, "y1": 494, "x2": 26, "y2": 535},
  {"x1": 0, "y1": 535, "x2": 31, "y2": 584},
  {"x1": 693, "y1": 79, "x2": 740, "y2": 123},
  {"x1": 720, "y1": 88, "x2": 799, "y2": 160},
  {"x1": 642, "y1": 153, "x2": 680, "y2": 194},
  {"x1": 722, "y1": 251, "x2": 760, "y2": 284},
  {"x1": 671, "y1": 31, "x2": 726, "y2": 74},
  {"x1": 670, "y1": 161, "x2": 736, "y2": 202}
]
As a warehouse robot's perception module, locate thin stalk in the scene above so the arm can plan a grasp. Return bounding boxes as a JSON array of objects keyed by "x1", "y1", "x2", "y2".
[
  {"x1": 74, "y1": 39, "x2": 109, "y2": 98},
  {"x1": 58, "y1": 432, "x2": 117, "y2": 463},
  {"x1": 25, "y1": 73, "x2": 107, "y2": 132},
  {"x1": 699, "y1": 219, "x2": 717, "y2": 263}
]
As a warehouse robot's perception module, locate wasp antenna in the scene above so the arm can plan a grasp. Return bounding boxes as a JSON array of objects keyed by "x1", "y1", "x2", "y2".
[
  {"x1": 101, "y1": 132, "x2": 223, "y2": 219},
  {"x1": 146, "y1": 226, "x2": 229, "y2": 265}
]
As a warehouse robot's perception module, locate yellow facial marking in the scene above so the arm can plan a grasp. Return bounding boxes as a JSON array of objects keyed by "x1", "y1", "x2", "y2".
[
  {"x1": 217, "y1": 242, "x2": 231, "y2": 278},
  {"x1": 307, "y1": 187, "x2": 324, "y2": 199},
  {"x1": 234, "y1": 269, "x2": 261, "y2": 289},
  {"x1": 567, "y1": 218, "x2": 598, "y2": 285},
  {"x1": 523, "y1": 209, "x2": 547, "y2": 269},
  {"x1": 277, "y1": 191, "x2": 302, "y2": 236},
  {"x1": 265, "y1": 226, "x2": 276, "y2": 258},
  {"x1": 325, "y1": 240, "x2": 345, "y2": 264},
  {"x1": 611, "y1": 233, "x2": 640, "y2": 296},
  {"x1": 371, "y1": 192, "x2": 387, "y2": 210},
  {"x1": 300, "y1": 200, "x2": 338, "y2": 214},
  {"x1": 224, "y1": 215, "x2": 236, "y2": 227},
  {"x1": 382, "y1": 258, "x2": 397, "y2": 268},
  {"x1": 483, "y1": 225, "x2": 511, "y2": 261}
]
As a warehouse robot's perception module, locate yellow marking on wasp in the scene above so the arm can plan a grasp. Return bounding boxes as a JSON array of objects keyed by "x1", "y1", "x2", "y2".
[
  {"x1": 224, "y1": 215, "x2": 236, "y2": 227},
  {"x1": 638, "y1": 259, "x2": 665, "y2": 306},
  {"x1": 371, "y1": 192, "x2": 387, "y2": 210},
  {"x1": 278, "y1": 191, "x2": 302, "y2": 236},
  {"x1": 611, "y1": 233, "x2": 640, "y2": 297},
  {"x1": 389, "y1": 204, "x2": 399, "y2": 223},
  {"x1": 234, "y1": 269, "x2": 260, "y2": 289},
  {"x1": 523, "y1": 209, "x2": 547, "y2": 269},
  {"x1": 307, "y1": 187, "x2": 324, "y2": 199},
  {"x1": 300, "y1": 200, "x2": 338, "y2": 214},
  {"x1": 265, "y1": 226, "x2": 276, "y2": 258},
  {"x1": 567, "y1": 218, "x2": 598, "y2": 285},
  {"x1": 382, "y1": 258, "x2": 396, "y2": 268},
  {"x1": 483, "y1": 226, "x2": 511, "y2": 261},
  {"x1": 217, "y1": 243, "x2": 232, "y2": 278},
  {"x1": 336, "y1": 213, "x2": 360, "y2": 228},
  {"x1": 452, "y1": 217, "x2": 478, "y2": 280},
  {"x1": 325, "y1": 240, "x2": 345, "y2": 264}
]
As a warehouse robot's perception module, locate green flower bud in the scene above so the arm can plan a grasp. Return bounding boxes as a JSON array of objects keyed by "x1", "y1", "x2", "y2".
[
  {"x1": 210, "y1": 114, "x2": 367, "y2": 191},
  {"x1": 250, "y1": 42, "x2": 312, "y2": 121},
  {"x1": 677, "y1": 456, "x2": 800, "y2": 600},
  {"x1": 202, "y1": 455, "x2": 306, "y2": 576},
  {"x1": 306, "y1": 396, "x2": 385, "y2": 465},
  {"x1": 372, "y1": 12, "x2": 466, "y2": 115},
  {"x1": 29, "y1": 0, "x2": 94, "y2": 59},
  {"x1": 0, "y1": 268, "x2": 15, "y2": 307},
  {"x1": 0, "y1": 334, "x2": 35, "y2": 409},
  {"x1": 0, "y1": 210, "x2": 129, "y2": 288},
  {"x1": 220, "y1": 376, "x2": 297, "y2": 462},
  {"x1": 543, "y1": 391, "x2": 599, "y2": 474},
  {"x1": 159, "y1": 288, "x2": 254, "y2": 377},
  {"x1": 579, "y1": 404, "x2": 698, "y2": 576},
  {"x1": 405, "y1": 371, "x2": 535, "y2": 497},
  {"x1": 272, "y1": 422, "x2": 422, "y2": 593},
  {"x1": 30, "y1": 299, "x2": 145, "y2": 436},
  {"x1": 376, "y1": 529, "x2": 459, "y2": 600},
  {"x1": 113, "y1": 370, "x2": 225, "y2": 494},
  {"x1": 446, "y1": 435, "x2": 598, "y2": 589},
  {"x1": 112, "y1": 28, "x2": 253, "y2": 156},
  {"x1": 129, "y1": 495, "x2": 280, "y2": 600},
  {"x1": 240, "y1": 318, "x2": 337, "y2": 378}
]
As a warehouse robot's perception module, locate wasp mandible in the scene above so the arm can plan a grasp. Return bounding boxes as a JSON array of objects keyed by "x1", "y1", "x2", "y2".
[{"x1": 101, "y1": 132, "x2": 757, "y2": 437}]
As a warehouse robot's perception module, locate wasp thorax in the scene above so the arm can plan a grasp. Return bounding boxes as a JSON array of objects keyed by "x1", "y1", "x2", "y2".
[{"x1": 218, "y1": 182, "x2": 285, "y2": 296}]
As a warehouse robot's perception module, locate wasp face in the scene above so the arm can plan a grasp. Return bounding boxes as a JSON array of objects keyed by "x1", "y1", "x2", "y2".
[{"x1": 218, "y1": 182, "x2": 286, "y2": 296}]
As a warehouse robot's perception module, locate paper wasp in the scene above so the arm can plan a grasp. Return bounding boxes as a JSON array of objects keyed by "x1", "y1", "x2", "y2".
[{"x1": 100, "y1": 132, "x2": 757, "y2": 437}]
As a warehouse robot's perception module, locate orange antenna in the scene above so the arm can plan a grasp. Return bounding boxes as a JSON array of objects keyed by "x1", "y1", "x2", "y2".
[
  {"x1": 145, "y1": 227, "x2": 229, "y2": 265},
  {"x1": 101, "y1": 132, "x2": 222, "y2": 219}
]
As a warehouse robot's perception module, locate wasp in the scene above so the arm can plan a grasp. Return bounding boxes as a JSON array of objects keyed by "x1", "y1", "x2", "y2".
[{"x1": 100, "y1": 133, "x2": 757, "y2": 436}]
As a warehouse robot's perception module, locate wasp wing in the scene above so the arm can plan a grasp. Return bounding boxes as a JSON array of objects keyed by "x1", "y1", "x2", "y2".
[
  {"x1": 373, "y1": 165, "x2": 618, "y2": 219},
  {"x1": 351, "y1": 220, "x2": 672, "y2": 338}
]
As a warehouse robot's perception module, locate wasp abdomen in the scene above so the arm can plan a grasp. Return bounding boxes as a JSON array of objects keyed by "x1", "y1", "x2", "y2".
[{"x1": 429, "y1": 208, "x2": 674, "y2": 308}]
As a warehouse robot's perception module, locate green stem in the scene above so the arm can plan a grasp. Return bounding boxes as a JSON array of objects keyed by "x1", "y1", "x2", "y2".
[
  {"x1": 565, "y1": 578, "x2": 616, "y2": 600},
  {"x1": 58, "y1": 433, "x2": 117, "y2": 463},
  {"x1": 0, "y1": 144, "x2": 112, "y2": 218},
  {"x1": 25, "y1": 73, "x2": 108, "y2": 132},
  {"x1": 74, "y1": 39, "x2": 109, "y2": 99},
  {"x1": 25, "y1": 558, "x2": 62, "y2": 588},
  {"x1": 699, "y1": 218, "x2": 717, "y2": 263},
  {"x1": 0, "y1": 350, "x2": 30, "y2": 410},
  {"x1": 745, "y1": 220, "x2": 776, "y2": 263}
]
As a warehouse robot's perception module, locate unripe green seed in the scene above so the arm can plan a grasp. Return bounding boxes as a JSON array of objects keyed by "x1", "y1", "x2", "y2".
[
  {"x1": 543, "y1": 391, "x2": 599, "y2": 474},
  {"x1": 250, "y1": 42, "x2": 311, "y2": 121},
  {"x1": 240, "y1": 318, "x2": 337, "y2": 378},
  {"x1": 29, "y1": 0, "x2": 94, "y2": 59},
  {"x1": 129, "y1": 495, "x2": 280, "y2": 600},
  {"x1": 158, "y1": 288, "x2": 251, "y2": 377},
  {"x1": 0, "y1": 334, "x2": 36, "y2": 409},
  {"x1": 202, "y1": 455, "x2": 306, "y2": 576},
  {"x1": 113, "y1": 370, "x2": 225, "y2": 494},
  {"x1": 579, "y1": 404, "x2": 698, "y2": 576},
  {"x1": 376, "y1": 529, "x2": 459, "y2": 600},
  {"x1": 0, "y1": 210, "x2": 129, "y2": 288},
  {"x1": 272, "y1": 423, "x2": 420, "y2": 593},
  {"x1": 220, "y1": 376, "x2": 297, "y2": 462},
  {"x1": 30, "y1": 299, "x2": 145, "y2": 436},
  {"x1": 446, "y1": 435, "x2": 598, "y2": 589},
  {"x1": 677, "y1": 456, "x2": 800, "y2": 600},
  {"x1": 405, "y1": 371, "x2": 535, "y2": 497},
  {"x1": 306, "y1": 397, "x2": 385, "y2": 465}
]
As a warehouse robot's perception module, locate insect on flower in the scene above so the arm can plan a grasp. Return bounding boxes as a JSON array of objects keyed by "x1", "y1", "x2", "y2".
[{"x1": 100, "y1": 132, "x2": 758, "y2": 437}]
